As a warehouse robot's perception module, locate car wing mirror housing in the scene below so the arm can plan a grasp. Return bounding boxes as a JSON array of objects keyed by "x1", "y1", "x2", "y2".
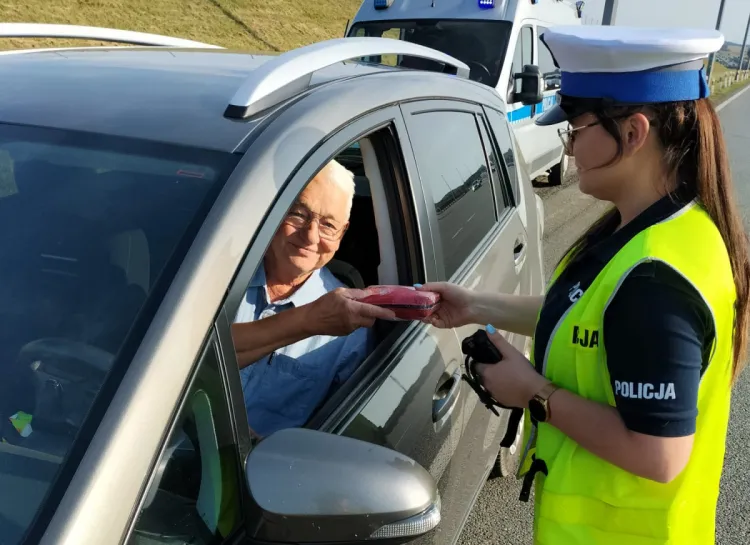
[
  {"x1": 513, "y1": 64, "x2": 544, "y2": 106},
  {"x1": 245, "y1": 428, "x2": 441, "y2": 543}
]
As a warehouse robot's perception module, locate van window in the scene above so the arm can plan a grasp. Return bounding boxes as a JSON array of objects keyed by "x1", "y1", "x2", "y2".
[
  {"x1": 538, "y1": 26, "x2": 561, "y2": 90},
  {"x1": 510, "y1": 26, "x2": 534, "y2": 98},
  {"x1": 349, "y1": 20, "x2": 513, "y2": 87},
  {"x1": 407, "y1": 110, "x2": 498, "y2": 278}
]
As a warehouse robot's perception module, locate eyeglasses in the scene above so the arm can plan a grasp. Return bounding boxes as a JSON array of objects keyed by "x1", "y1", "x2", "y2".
[
  {"x1": 283, "y1": 204, "x2": 347, "y2": 241},
  {"x1": 557, "y1": 120, "x2": 601, "y2": 155}
]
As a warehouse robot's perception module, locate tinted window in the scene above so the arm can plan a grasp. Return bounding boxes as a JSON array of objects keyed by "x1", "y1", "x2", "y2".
[
  {"x1": 485, "y1": 108, "x2": 520, "y2": 206},
  {"x1": 129, "y1": 341, "x2": 243, "y2": 544},
  {"x1": 350, "y1": 20, "x2": 513, "y2": 87},
  {"x1": 408, "y1": 110, "x2": 497, "y2": 277},
  {"x1": 476, "y1": 115, "x2": 512, "y2": 211},
  {"x1": 538, "y1": 26, "x2": 561, "y2": 90},
  {"x1": 0, "y1": 124, "x2": 237, "y2": 543}
]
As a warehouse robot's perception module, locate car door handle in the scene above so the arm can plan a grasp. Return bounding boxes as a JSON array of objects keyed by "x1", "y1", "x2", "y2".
[
  {"x1": 433, "y1": 369, "x2": 462, "y2": 423},
  {"x1": 513, "y1": 236, "x2": 528, "y2": 274}
]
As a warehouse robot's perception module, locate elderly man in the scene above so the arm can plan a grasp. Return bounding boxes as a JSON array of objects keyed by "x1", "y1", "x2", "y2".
[{"x1": 231, "y1": 159, "x2": 394, "y2": 438}]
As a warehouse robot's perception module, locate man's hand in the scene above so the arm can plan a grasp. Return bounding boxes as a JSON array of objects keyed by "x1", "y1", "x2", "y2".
[{"x1": 303, "y1": 287, "x2": 397, "y2": 337}]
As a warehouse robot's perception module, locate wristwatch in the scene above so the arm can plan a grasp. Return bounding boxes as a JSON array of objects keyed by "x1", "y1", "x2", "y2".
[{"x1": 528, "y1": 382, "x2": 560, "y2": 424}]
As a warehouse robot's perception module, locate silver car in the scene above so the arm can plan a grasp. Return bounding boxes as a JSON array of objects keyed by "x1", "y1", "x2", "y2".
[{"x1": 0, "y1": 24, "x2": 545, "y2": 545}]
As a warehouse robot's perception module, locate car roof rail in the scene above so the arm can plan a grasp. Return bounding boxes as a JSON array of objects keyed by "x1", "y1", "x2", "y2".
[
  {"x1": 224, "y1": 37, "x2": 470, "y2": 119},
  {"x1": 0, "y1": 23, "x2": 223, "y2": 49}
]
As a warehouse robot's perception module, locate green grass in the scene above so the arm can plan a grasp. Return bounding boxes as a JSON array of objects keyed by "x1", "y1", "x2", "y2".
[
  {"x1": 2, "y1": 1, "x2": 748, "y2": 107},
  {"x1": 711, "y1": 75, "x2": 750, "y2": 104},
  {"x1": 711, "y1": 63, "x2": 730, "y2": 78},
  {"x1": 0, "y1": 0, "x2": 362, "y2": 52}
]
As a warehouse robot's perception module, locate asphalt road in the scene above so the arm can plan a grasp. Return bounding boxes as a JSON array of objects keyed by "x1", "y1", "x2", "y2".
[{"x1": 457, "y1": 86, "x2": 750, "y2": 545}]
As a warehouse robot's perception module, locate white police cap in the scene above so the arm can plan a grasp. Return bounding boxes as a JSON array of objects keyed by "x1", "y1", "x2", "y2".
[{"x1": 535, "y1": 26, "x2": 725, "y2": 126}]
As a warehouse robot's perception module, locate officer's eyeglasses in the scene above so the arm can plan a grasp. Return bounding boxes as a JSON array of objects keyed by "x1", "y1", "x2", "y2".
[
  {"x1": 557, "y1": 120, "x2": 601, "y2": 155},
  {"x1": 283, "y1": 204, "x2": 347, "y2": 241}
]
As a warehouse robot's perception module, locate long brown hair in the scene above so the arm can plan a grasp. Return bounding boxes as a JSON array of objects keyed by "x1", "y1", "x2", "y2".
[{"x1": 561, "y1": 99, "x2": 750, "y2": 381}]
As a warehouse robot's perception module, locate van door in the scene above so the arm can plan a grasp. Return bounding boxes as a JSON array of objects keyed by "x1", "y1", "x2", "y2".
[
  {"x1": 506, "y1": 24, "x2": 542, "y2": 174},
  {"x1": 535, "y1": 24, "x2": 567, "y2": 176}
]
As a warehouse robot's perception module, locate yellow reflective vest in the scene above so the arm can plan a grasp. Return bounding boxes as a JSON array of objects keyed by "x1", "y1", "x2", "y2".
[{"x1": 520, "y1": 201, "x2": 736, "y2": 545}]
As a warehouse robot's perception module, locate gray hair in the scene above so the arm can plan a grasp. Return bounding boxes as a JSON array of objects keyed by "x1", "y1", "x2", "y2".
[{"x1": 317, "y1": 159, "x2": 356, "y2": 217}]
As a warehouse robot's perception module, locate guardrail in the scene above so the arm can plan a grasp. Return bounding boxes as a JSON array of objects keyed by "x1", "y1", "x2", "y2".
[{"x1": 710, "y1": 70, "x2": 750, "y2": 93}]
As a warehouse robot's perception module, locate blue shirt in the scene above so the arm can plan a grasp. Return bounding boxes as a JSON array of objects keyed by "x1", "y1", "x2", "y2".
[{"x1": 234, "y1": 265, "x2": 374, "y2": 438}]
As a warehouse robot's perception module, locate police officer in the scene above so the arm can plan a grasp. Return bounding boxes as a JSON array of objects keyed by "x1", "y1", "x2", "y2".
[{"x1": 418, "y1": 25, "x2": 750, "y2": 544}]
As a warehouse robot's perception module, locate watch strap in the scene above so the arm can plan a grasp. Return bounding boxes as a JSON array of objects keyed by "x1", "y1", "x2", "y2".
[
  {"x1": 530, "y1": 382, "x2": 560, "y2": 424},
  {"x1": 534, "y1": 381, "x2": 560, "y2": 402}
]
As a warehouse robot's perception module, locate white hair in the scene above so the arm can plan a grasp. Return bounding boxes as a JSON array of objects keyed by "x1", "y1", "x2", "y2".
[{"x1": 316, "y1": 158, "x2": 356, "y2": 217}]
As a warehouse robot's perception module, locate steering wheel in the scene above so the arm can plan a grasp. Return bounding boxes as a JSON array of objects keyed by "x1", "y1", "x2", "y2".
[
  {"x1": 4, "y1": 338, "x2": 116, "y2": 434},
  {"x1": 467, "y1": 61, "x2": 493, "y2": 85}
]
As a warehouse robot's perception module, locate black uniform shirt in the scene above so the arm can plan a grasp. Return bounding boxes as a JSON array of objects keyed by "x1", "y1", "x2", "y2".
[{"x1": 533, "y1": 193, "x2": 715, "y2": 438}]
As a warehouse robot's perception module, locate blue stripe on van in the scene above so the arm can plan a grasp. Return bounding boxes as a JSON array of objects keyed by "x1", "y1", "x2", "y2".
[{"x1": 506, "y1": 94, "x2": 559, "y2": 124}]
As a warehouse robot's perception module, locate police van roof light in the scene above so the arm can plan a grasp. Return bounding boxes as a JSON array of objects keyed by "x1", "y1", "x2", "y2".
[
  {"x1": 478, "y1": 0, "x2": 494, "y2": 8},
  {"x1": 374, "y1": 0, "x2": 394, "y2": 10},
  {"x1": 530, "y1": 0, "x2": 539, "y2": 4}
]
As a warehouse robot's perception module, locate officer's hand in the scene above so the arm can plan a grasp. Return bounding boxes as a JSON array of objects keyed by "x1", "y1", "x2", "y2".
[
  {"x1": 304, "y1": 287, "x2": 396, "y2": 337},
  {"x1": 475, "y1": 326, "x2": 549, "y2": 409},
  {"x1": 416, "y1": 282, "x2": 477, "y2": 329}
]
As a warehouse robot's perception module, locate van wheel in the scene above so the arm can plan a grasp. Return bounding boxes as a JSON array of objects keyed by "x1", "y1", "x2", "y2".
[
  {"x1": 488, "y1": 411, "x2": 525, "y2": 479},
  {"x1": 547, "y1": 155, "x2": 568, "y2": 186}
]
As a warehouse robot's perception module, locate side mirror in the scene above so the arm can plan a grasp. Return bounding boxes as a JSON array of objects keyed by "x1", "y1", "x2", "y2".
[
  {"x1": 245, "y1": 428, "x2": 441, "y2": 543},
  {"x1": 513, "y1": 64, "x2": 544, "y2": 106}
]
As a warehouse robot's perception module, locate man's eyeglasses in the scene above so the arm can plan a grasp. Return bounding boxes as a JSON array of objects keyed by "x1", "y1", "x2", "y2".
[
  {"x1": 557, "y1": 120, "x2": 601, "y2": 155},
  {"x1": 283, "y1": 205, "x2": 346, "y2": 241}
]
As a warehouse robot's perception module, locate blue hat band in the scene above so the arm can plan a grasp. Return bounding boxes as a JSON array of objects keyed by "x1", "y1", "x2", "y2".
[{"x1": 560, "y1": 65, "x2": 710, "y2": 104}]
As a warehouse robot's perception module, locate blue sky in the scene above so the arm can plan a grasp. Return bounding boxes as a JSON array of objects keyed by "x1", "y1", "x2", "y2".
[{"x1": 613, "y1": 0, "x2": 749, "y2": 44}]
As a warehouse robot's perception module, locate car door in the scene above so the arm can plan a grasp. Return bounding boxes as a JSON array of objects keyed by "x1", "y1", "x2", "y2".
[
  {"x1": 399, "y1": 99, "x2": 532, "y2": 528},
  {"x1": 185, "y1": 102, "x2": 470, "y2": 544},
  {"x1": 483, "y1": 105, "x2": 544, "y2": 304},
  {"x1": 315, "y1": 113, "x2": 475, "y2": 545}
]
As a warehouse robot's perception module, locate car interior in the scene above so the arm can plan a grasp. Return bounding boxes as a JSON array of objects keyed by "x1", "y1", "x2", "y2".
[
  {"x1": 0, "y1": 152, "x2": 220, "y2": 460},
  {"x1": 0, "y1": 146, "x2": 234, "y2": 543}
]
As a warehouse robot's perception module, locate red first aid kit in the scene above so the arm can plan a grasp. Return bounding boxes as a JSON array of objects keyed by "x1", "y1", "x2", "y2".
[{"x1": 353, "y1": 285, "x2": 441, "y2": 321}]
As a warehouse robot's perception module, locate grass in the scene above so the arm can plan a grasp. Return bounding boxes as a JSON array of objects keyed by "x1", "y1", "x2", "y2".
[
  {"x1": 711, "y1": 74, "x2": 750, "y2": 105},
  {"x1": 1, "y1": 1, "x2": 748, "y2": 106},
  {"x1": 0, "y1": 0, "x2": 362, "y2": 52}
]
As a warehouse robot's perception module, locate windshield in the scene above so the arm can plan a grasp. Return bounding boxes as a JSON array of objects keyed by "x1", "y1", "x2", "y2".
[
  {"x1": 349, "y1": 19, "x2": 513, "y2": 87},
  {"x1": 0, "y1": 123, "x2": 238, "y2": 544}
]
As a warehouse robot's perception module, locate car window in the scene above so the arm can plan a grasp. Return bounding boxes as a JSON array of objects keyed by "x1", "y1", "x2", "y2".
[
  {"x1": 128, "y1": 339, "x2": 243, "y2": 545},
  {"x1": 407, "y1": 109, "x2": 498, "y2": 278},
  {"x1": 224, "y1": 119, "x2": 425, "y2": 445},
  {"x1": 484, "y1": 107, "x2": 521, "y2": 206},
  {"x1": 538, "y1": 26, "x2": 561, "y2": 91},
  {"x1": 476, "y1": 114, "x2": 513, "y2": 212},
  {"x1": 0, "y1": 123, "x2": 238, "y2": 544},
  {"x1": 510, "y1": 26, "x2": 534, "y2": 98}
]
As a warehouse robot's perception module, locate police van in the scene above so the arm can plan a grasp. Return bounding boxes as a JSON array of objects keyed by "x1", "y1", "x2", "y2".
[{"x1": 347, "y1": 0, "x2": 587, "y2": 186}]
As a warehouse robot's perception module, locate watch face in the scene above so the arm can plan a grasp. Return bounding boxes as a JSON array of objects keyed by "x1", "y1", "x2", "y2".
[{"x1": 529, "y1": 399, "x2": 547, "y2": 422}]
